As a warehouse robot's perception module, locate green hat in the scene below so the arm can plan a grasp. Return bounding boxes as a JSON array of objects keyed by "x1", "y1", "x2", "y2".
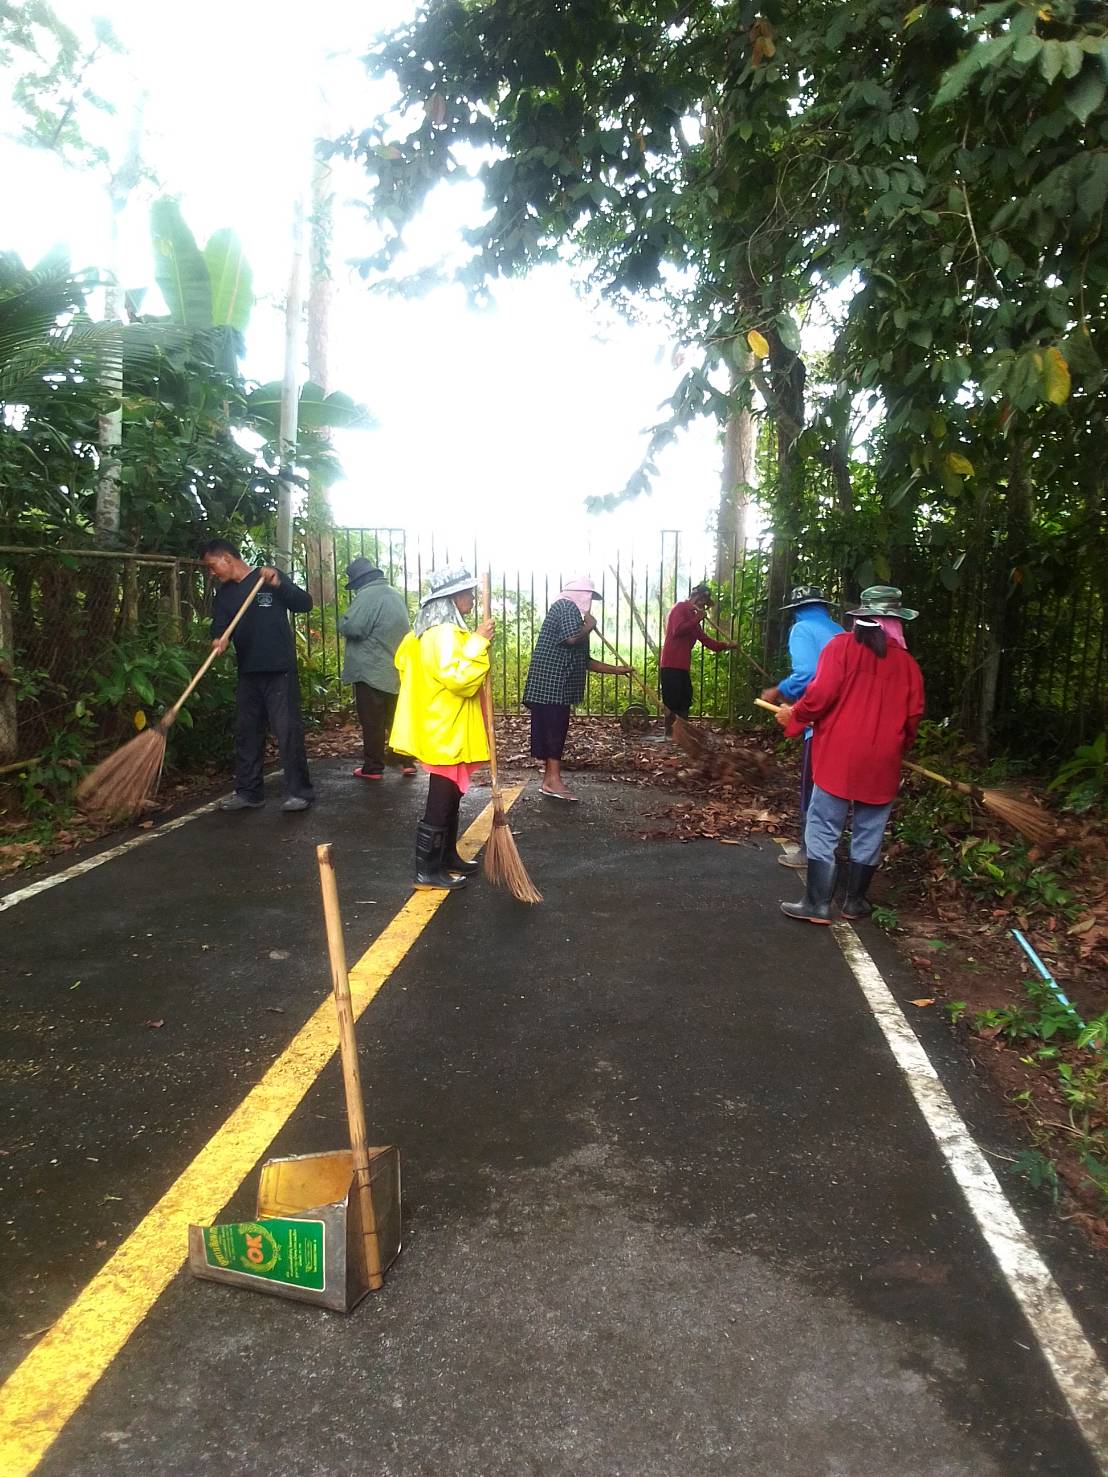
[{"x1": 848, "y1": 585, "x2": 918, "y2": 621}]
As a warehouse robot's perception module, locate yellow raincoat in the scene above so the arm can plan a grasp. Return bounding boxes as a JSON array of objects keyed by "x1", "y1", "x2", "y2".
[{"x1": 390, "y1": 624, "x2": 491, "y2": 765}]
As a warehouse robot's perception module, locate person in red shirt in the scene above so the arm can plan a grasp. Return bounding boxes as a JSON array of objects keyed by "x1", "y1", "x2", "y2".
[
  {"x1": 774, "y1": 587, "x2": 925, "y2": 924},
  {"x1": 659, "y1": 584, "x2": 737, "y2": 734}
]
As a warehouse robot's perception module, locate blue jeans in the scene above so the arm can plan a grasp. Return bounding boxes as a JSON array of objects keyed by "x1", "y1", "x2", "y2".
[{"x1": 804, "y1": 784, "x2": 894, "y2": 867}]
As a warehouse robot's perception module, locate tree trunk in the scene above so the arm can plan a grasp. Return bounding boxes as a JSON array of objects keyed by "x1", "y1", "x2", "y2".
[
  {"x1": 95, "y1": 97, "x2": 145, "y2": 547},
  {"x1": 994, "y1": 437, "x2": 1032, "y2": 738},
  {"x1": 276, "y1": 197, "x2": 305, "y2": 572},
  {"x1": 0, "y1": 579, "x2": 17, "y2": 762},
  {"x1": 304, "y1": 157, "x2": 336, "y2": 609},
  {"x1": 763, "y1": 328, "x2": 807, "y2": 659},
  {"x1": 715, "y1": 358, "x2": 755, "y2": 589}
]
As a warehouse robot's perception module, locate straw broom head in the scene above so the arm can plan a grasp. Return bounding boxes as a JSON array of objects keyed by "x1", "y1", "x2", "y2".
[
  {"x1": 76, "y1": 714, "x2": 174, "y2": 821},
  {"x1": 483, "y1": 793, "x2": 543, "y2": 904},
  {"x1": 978, "y1": 788, "x2": 1060, "y2": 848},
  {"x1": 670, "y1": 715, "x2": 706, "y2": 759}
]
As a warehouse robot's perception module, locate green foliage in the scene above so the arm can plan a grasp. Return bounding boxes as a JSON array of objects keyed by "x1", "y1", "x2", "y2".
[
  {"x1": 150, "y1": 198, "x2": 214, "y2": 331},
  {"x1": 869, "y1": 903, "x2": 900, "y2": 931},
  {"x1": 1049, "y1": 733, "x2": 1107, "y2": 813},
  {"x1": 0, "y1": 1, "x2": 121, "y2": 166},
  {"x1": 1012, "y1": 1148, "x2": 1060, "y2": 1204},
  {"x1": 336, "y1": 0, "x2": 1108, "y2": 752},
  {"x1": 969, "y1": 972, "x2": 1108, "y2": 1211}
]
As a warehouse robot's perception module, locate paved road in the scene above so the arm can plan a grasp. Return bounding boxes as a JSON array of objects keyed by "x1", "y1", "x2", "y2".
[{"x1": 2, "y1": 760, "x2": 1107, "y2": 1475}]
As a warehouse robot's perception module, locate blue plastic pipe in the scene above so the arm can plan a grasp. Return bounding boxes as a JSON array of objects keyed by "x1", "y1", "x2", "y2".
[{"x1": 1011, "y1": 928, "x2": 1084, "y2": 1029}]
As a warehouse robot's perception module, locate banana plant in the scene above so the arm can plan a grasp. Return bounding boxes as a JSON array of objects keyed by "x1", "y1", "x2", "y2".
[
  {"x1": 244, "y1": 381, "x2": 375, "y2": 437},
  {"x1": 149, "y1": 198, "x2": 253, "y2": 373}
]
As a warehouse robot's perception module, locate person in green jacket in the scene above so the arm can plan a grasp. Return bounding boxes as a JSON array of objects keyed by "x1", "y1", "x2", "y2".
[{"x1": 338, "y1": 557, "x2": 414, "y2": 780}]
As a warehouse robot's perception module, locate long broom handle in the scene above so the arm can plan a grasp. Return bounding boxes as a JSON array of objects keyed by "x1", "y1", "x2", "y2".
[
  {"x1": 902, "y1": 760, "x2": 981, "y2": 799},
  {"x1": 754, "y1": 698, "x2": 981, "y2": 800},
  {"x1": 163, "y1": 571, "x2": 267, "y2": 722},
  {"x1": 594, "y1": 628, "x2": 661, "y2": 712},
  {"x1": 316, "y1": 843, "x2": 384, "y2": 1291},
  {"x1": 704, "y1": 616, "x2": 772, "y2": 679},
  {"x1": 480, "y1": 573, "x2": 500, "y2": 790}
]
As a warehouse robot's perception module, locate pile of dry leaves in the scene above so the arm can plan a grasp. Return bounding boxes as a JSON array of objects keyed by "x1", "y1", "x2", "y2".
[{"x1": 495, "y1": 714, "x2": 795, "y2": 844}]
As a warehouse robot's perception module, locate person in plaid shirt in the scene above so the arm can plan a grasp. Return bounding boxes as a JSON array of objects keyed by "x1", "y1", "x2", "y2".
[{"x1": 523, "y1": 577, "x2": 631, "y2": 802}]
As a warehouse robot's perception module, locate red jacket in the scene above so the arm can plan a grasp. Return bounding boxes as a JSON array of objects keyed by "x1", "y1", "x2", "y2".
[
  {"x1": 660, "y1": 601, "x2": 728, "y2": 670},
  {"x1": 785, "y1": 633, "x2": 924, "y2": 804}
]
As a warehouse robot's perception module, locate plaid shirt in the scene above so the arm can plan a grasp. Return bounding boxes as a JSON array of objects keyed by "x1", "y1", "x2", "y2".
[{"x1": 523, "y1": 599, "x2": 590, "y2": 706}]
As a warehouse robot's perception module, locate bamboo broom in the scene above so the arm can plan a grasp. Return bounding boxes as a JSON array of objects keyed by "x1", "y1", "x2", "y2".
[
  {"x1": 752, "y1": 698, "x2": 1058, "y2": 847},
  {"x1": 480, "y1": 573, "x2": 542, "y2": 904},
  {"x1": 77, "y1": 571, "x2": 267, "y2": 820},
  {"x1": 593, "y1": 627, "x2": 706, "y2": 759}
]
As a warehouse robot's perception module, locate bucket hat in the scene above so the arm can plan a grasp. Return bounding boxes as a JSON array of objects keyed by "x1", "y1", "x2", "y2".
[
  {"x1": 780, "y1": 584, "x2": 832, "y2": 611},
  {"x1": 345, "y1": 555, "x2": 382, "y2": 589},
  {"x1": 847, "y1": 584, "x2": 919, "y2": 621},
  {"x1": 421, "y1": 564, "x2": 477, "y2": 604}
]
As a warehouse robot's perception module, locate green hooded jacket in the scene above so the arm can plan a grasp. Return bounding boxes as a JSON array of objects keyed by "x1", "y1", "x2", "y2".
[{"x1": 338, "y1": 578, "x2": 411, "y2": 693}]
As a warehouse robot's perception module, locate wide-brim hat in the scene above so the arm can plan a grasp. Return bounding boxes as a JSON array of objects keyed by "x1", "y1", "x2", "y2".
[
  {"x1": 561, "y1": 576, "x2": 603, "y2": 602},
  {"x1": 781, "y1": 583, "x2": 832, "y2": 611},
  {"x1": 421, "y1": 564, "x2": 477, "y2": 604},
  {"x1": 847, "y1": 584, "x2": 919, "y2": 621},
  {"x1": 345, "y1": 555, "x2": 382, "y2": 588}
]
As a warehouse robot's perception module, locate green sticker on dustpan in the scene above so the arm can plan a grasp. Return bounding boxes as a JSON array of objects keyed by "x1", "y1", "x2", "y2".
[{"x1": 202, "y1": 1218, "x2": 326, "y2": 1291}]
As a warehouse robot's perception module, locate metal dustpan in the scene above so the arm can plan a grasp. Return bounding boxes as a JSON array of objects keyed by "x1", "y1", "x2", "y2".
[{"x1": 188, "y1": 844, "x2": 402, "y2": 1312}]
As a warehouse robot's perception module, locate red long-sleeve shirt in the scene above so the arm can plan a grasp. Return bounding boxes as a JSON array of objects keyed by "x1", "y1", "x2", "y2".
[
  {"x1": 660, "y1": 601, "x2": 728, "y2": 670},
  {"x1": 785, "y1": 633, "x2": 925, "y2": 804}
]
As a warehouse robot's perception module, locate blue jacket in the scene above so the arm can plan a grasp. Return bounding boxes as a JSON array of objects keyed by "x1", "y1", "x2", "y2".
[{"x1": 777, "y1": 605, "x2": 844, "y2": 701}]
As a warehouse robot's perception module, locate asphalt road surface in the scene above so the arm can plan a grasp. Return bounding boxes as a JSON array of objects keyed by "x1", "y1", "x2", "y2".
[{"x1": 2, "y1": 760, "x2": 1107, "y2": 1475}]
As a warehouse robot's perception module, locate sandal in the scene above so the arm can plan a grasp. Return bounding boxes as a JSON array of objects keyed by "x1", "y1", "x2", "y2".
[{"x1": 541, "y1": 786, "x2": 579, "y2": 803}]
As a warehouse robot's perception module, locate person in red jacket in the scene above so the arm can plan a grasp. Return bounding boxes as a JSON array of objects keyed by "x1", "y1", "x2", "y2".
[
  {"x1": 774, "y1": 586, "x2": 925, "y2": 924},
  {"x1": 659, "y1": 584, "x2": 737, "y2": 735}
]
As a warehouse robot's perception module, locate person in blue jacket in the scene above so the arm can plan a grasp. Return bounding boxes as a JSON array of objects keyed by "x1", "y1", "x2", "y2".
[{"x1": 761, "y1": 585, "x2": 843, "y2": 869}]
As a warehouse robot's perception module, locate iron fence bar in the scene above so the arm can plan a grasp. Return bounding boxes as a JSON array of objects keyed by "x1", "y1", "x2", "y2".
[
  {"x1": 331, "y1": 527, "x2": 340, "y2": 720},
  {"x1": 617, "y1": 552, "x2": 626, "y2": 717}
]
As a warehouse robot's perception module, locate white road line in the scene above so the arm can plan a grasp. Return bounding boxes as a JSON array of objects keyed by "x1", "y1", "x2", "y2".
[
  {"x1": 0, "y1": 771, "x2": 283, "y2": 916},
  {"x1": 833, "y1": 922, "x2": 1108, "y2": 1470}
]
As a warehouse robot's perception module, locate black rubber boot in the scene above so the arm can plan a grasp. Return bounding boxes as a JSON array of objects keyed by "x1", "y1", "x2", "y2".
[
  {"x1": 442, "y1": 810, "x2": 478, "y2": 876},
  {"x1": 780, "y1": 858, "x2": 838, "y2": 924},
  {"x1": 414, "y1": 823, "x2": 467, "y2": 891},
  {"x1": 841, "y1": 862, "x2": 877, "y2": 920}
]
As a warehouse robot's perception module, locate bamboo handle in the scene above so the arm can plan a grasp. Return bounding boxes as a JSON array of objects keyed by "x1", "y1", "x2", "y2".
[
  {"x1": 595, "y1": 629, "x2": 661, "y2": 712},
  {"x1": 903, "y1": 760, "x2": 979, "y2": 798},
  {"x1": 164, "y1": 571, "x2": 267, "y2": 722},
  {"x1": 755, "y1": 702, "x2": 977, "y2": 800},
  {"x1": 714, "y1": 627, "x2": 772, "y2": 680},
  {"x1": 480, "y1": 573, "x2": 500, "y2": 789},
  {"x1": 316, "y1": 843, "x2": 383, "y2": 1291}
]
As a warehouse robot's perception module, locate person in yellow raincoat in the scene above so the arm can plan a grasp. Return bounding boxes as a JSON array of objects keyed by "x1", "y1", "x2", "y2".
[{"x1": 391, "y1": 565, "x2": 495, "y2": 891}]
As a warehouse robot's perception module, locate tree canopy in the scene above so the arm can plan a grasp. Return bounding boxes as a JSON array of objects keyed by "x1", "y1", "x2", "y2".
[{"x1": 335, "y1": 0, "x2": 1107, "y2": 749}]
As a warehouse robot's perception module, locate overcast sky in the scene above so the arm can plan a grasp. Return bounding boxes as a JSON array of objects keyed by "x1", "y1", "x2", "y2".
[{"x1": 2, "y1": 0, "x2": 754, "y2": 587}]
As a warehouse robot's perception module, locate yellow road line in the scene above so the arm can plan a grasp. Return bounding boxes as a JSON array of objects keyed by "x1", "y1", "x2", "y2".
[{"x1": 0, "y1": 788, "x2": 523, "y2": 1475}]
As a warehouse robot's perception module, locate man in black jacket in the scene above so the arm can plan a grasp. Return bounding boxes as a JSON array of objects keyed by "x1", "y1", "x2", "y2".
[{"x1": 200, "y1": 539, "x2": 315, "y2": 813}]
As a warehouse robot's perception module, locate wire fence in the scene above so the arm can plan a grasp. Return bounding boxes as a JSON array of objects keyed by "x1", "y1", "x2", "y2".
[{"x1": 0, "y1": 546, "x2": 210, "y2": 765}]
